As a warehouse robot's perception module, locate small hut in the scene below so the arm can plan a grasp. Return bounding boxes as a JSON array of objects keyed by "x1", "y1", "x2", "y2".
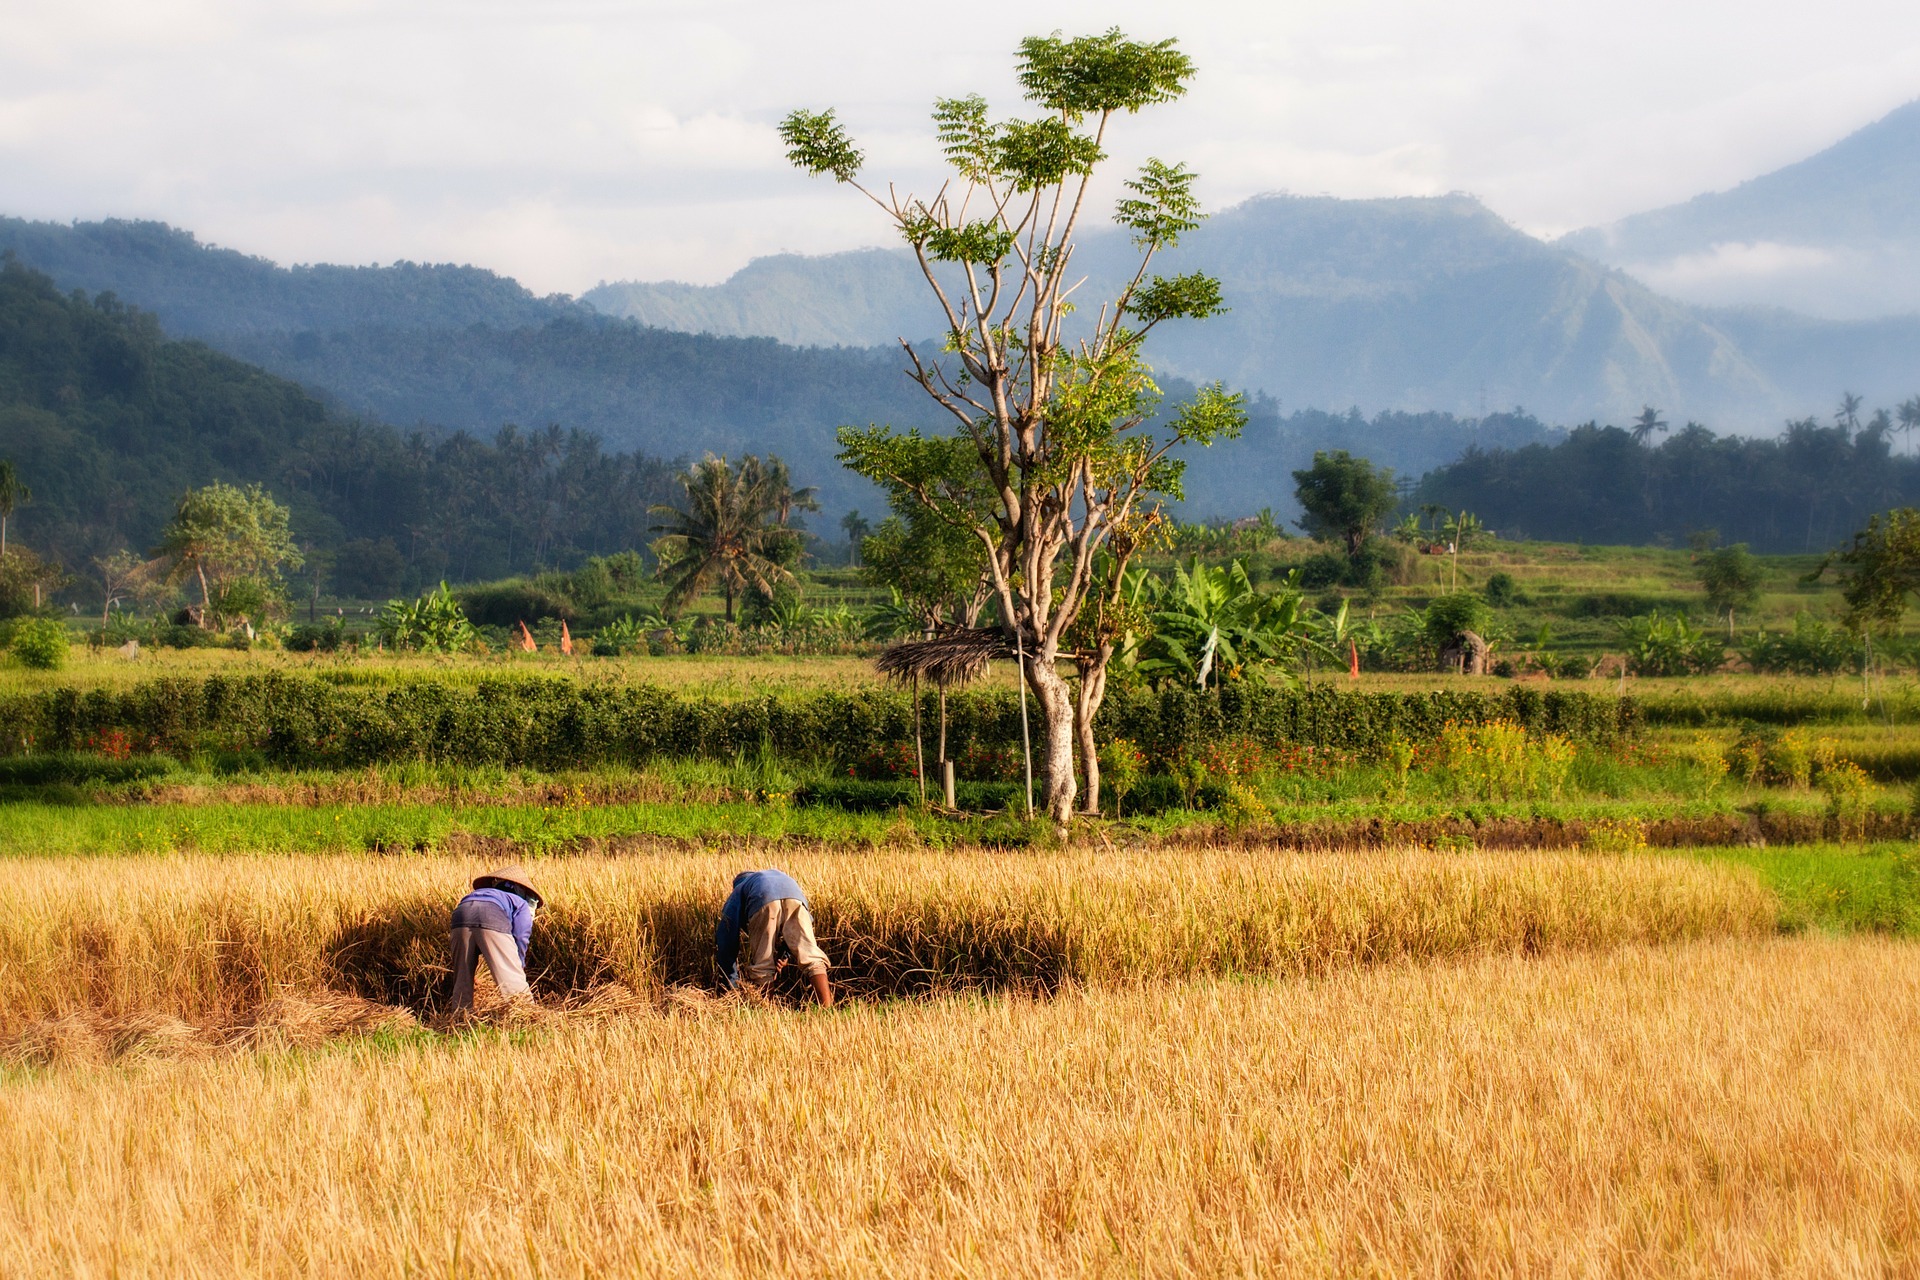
[{"x1": 875, "y1": 625, "x2": 1014, "y2": 810}]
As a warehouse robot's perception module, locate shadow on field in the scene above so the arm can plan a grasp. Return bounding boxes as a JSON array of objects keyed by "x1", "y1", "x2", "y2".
[{"x1": 320, "y1": 894, "x2": 1077, "y2": 1016}]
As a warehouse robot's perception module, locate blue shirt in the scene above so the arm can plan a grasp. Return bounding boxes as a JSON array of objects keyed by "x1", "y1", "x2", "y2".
[
  {"x1": 715, "y1": 869, "x2": 807, "y2": 974},
  {"x1": 451, "y1": 886, "x2": 536, "y2": 963}
]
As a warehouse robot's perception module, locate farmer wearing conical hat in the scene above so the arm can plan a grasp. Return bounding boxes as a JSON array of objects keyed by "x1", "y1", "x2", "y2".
[
  {"x1": 716, "y1": 868, "x2": 834, "y2": 1006},
  {"x1": 449, "y1": 864, "x2": 543, "y2": 1012}
]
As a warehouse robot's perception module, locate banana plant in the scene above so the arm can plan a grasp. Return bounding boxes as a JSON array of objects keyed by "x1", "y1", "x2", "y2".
[
  {"x1": 1305, "y1": 594, "x2": 1380, "y2": 681},
  {"x1": 1134, "y1": 558, "x2": 1327, "y2": 690},
  {"x1": 863, "y1": 587, "x2": 928, "y2": 641}
]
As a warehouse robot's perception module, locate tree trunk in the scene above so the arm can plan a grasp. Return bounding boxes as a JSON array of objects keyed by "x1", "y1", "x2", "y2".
[
  {"x1": 1073, "y1": 645, "x2": 1113, "y2": 817},
  {"x1": 195, "y1": 560, "x2": 213, "y2": 629},
  {"x1": 1024, "y1": 646, "x2": 1077, "y2": 829}
]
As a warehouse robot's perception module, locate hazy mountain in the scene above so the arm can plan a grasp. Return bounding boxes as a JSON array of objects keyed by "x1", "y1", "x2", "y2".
[
  {"x1": 587, "y1": 194, "x2": 1802, "y2": 427},
  {"x1": 0, "y1": 258, "x2": 678, "y2": 583},
  {"x1": 0, "y1": 216, "x2": 922, "y2": 516},
  {"x1": 1560, "y1": 99, "x2": 1920, "y2": 319},
  {"x1": 1706, "y1": 307, "x2": 1920, "y2": 409},
  {"x1": 0, "y1": 217, "x2": 581, "y2": 337},
  {"x1": 4, "y1": 194, "x2": 1908, "y2": 533},
  {"x1": 585, "y1": 249, "x2": 932, "y2": 350}
]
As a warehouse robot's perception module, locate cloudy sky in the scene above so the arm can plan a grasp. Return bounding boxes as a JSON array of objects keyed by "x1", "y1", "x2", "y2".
[{"x1": 5, "y1": 0, "x2": 1918, "y2": 295}]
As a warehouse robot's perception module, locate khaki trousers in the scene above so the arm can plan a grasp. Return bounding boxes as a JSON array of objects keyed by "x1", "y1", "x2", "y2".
[
  {"x1": 449, "y1": 926, "x2": 530, "y2": 1010},
  {"x1": 741, "y1": 899, "x2": 829, "y2": 985}
]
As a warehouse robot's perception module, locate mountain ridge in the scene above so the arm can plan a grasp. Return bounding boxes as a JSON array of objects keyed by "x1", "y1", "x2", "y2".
[
  {"x1": 1559, "y1": 98, "x2": 1920, "y2": 318},
  {"x1": 585, "y1": 193, "x2": 1841, "y2": 425}
]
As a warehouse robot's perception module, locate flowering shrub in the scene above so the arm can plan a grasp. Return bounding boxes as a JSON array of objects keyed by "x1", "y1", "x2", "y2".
[
  {"x1": 1192, "y1": 736, "x2": 1276, "y2": 782},
  {"x1": 1819, "y1": 759, "x2": 1872, "y2": 833},
  {"x1": 1583, "y1": 817, "x2": 1648, "y2": 853},
  {"x1": 1729, "y1": 727, "x2": 1844, "y2": 789},
  {"x1": 849, "y1": 739, "x2": 921, "y2": 781},
  {"x1": 957, "y1": 741, "x2": 1024, "y2": 783},
  {"x1": 1432, "y1": 719, "x2": 1577, "y2": 800},
  {"x1": 83, "y1": 729, "x2": 136, "y2": 761},
  {"x1": 1221, "y1": 782, "x2": 1271, "y2": 830}
]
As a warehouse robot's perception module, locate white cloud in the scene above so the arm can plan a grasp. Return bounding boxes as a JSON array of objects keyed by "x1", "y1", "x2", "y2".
[
  {"x1": 3, "y1": 0, "x2": 1919, "y2": 292},
  {"x1": 1636, "y1": 241, "x2": 1840, "y2": 290}
]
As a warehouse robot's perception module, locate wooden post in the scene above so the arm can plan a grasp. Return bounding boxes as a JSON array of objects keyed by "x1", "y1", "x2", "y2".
[
  {"x1": 938, "y1": 686, "x2": 953, "y2": 808},
  {"x1": 913, "y1": 671, "x2": 927, "y2": 806}
]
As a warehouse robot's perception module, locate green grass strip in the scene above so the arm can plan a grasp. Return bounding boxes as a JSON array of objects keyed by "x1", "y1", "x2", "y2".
[{"x1": 1694, "y1": 843, "x2": 1920, "y2": 937}]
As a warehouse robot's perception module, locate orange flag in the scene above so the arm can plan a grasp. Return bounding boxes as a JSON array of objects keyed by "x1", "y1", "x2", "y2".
[
  {"x1": 1349, "y1": 639, "x2": 1361, "y2": 680},
  {"x1": 560, "y1": 620, "x2": 574, "y2": 656},
  {"x1": 518, "y1": 621, "x2": 537, "y2": 652}
]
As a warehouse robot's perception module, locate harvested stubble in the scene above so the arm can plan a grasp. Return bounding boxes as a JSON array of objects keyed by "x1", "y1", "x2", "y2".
[
  {"x1": 0, "y1": 847, "x2": 1773, "y2": 1035},
  {"x1": 3, "y1": 937, "x2": 1917, "y2": 1276}
]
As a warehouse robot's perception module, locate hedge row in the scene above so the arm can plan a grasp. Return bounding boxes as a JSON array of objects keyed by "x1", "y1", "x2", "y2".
[{"x1": 0, "y1": 675, "x2": 1637, "y2": 771}]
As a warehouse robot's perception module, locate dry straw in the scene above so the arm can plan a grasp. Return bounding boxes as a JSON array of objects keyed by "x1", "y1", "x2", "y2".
[
  {"x1": 1, "y1": 938, "x2": 1915, "y2": 1275},
  {"x1": 0, "y1": 845, "x2": 1775, "y2": 1035}
]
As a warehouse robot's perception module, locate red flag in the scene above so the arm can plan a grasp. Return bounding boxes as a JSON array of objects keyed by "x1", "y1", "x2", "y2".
[
  {"x1": 560, "y1": 620, "x2": 574, "y2": 656},
  {"x1": 1349, "y1": 639, "x2": 1361, "y2": 680},
  {"x1": 518, "y1": 620, "x2": 537, "y2": 652}
]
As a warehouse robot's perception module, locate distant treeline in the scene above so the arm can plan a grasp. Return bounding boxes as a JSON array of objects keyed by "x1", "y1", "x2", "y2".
[
  {"x1": 1175, "y1": 400, "x2": 1559, "y2": 519},
  {"x1": 0, "y1": 259, "x2": 678, "y2": 593},
  {"x1": 1414, "y1": 415, "x2": 1920, "y2": 553}
]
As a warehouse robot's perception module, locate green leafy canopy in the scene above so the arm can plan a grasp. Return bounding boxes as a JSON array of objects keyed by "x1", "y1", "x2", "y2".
[
  {"x1": 1016, "y1": 28, "x2": 1194, "y2": 118},
  {"x1": 779, "y1": 108, "x2": 864, "y2": 182}
]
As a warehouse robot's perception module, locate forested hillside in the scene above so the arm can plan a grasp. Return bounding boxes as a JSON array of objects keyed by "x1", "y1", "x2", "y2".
[
  {"x1": 0, "y1": 218, "x2": 578, "y2": 336},
  {"x1": 0, "y1": 218, "x2": 933, "y2": 516},
  {"x1": 0, "y1": 261, "x2": 677, "y2": 589},
  {"x1": 1414, "y1": 412, "x2": 1920, "y2": 552},
  {"x1": 217, "y1": 319, "x2": 929, "y2": 516}
]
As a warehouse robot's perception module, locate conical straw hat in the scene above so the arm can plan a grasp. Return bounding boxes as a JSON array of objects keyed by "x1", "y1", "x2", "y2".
[{"x1": 474, "y1": 864, "x2": 544, "y2": 906}]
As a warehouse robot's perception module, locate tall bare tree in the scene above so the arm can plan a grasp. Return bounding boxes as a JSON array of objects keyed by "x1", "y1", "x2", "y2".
[{"x1": 785, "y1": 29, "x2": 1244, "y2": 825}]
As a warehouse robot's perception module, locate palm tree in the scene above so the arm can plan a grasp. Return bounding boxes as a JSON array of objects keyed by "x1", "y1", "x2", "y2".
[
  {"x1": 756, "y1": 455, "x2": 820, "y2": 526},
  {"x1": 1835, "y1": 391, "x2": 1864, "y2": 434},
  {"x1": 1897, "y1": 396, "x2": 1920, "y2": 455},
  {"x1": 648, "y1": 454, "x2": 802, "y2": 621},
  {"x1": 840, "y1": 510, "x2": 871, "y2": 565},
  {"x1": 0, "y1": 460, "x2": 28, "y2": 558},
  {"x1": 1629, "y1": 406, "x2": 1668, "y2": 447}
]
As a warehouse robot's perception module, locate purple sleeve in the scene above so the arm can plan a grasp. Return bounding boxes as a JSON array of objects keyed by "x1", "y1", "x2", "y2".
[{"x1": 513, "y1": 897, "x2": 535, "y2": 963}]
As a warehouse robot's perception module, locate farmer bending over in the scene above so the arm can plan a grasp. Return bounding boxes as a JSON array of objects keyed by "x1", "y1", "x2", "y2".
[
  {"x1": 717, "y1": 868, "x2": 833, "y2": 1006},
  {"x1": 449, "y1": 863, "x2": 543, "y2": 1012}
]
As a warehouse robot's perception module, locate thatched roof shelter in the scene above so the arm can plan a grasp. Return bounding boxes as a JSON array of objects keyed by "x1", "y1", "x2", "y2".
[{"x1": 875, "y1": 626, "x2": 1011, "y2": 688}]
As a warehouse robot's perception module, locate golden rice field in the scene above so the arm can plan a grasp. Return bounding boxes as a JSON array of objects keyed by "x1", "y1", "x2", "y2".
[
  {"x1": 0, "y1": 846, "x2": 1772, "y2": 1034},
  {"x1": 1, "y1": 844, "x2": 1907, "y2": 1276},
  {"x1": 3, "y1": 937, "x2": 1917, "y2": 1276}
]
